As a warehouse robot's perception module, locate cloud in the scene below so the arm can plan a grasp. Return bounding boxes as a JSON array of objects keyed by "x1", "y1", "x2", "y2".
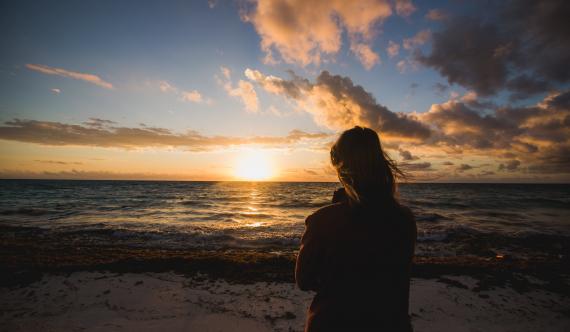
[
  {"x1": 350, "y1": 42, "x2": 380, "y2": 70},
  {"x1": 246, "y1": 69, "x2": 431, "y2": 140},
  {"x1": 242, "y1": 0, "x2": 391, "y2": 68},
  {"x1": 180, "y1": 90, "x2": 203, "y2": 103},
  {"x1": 26, "y1": 64, "x2": 113, "y2": 89},
  {"x1": 229, "y1": 80, "x2": 258, "y2": 113},
  {"x1": 396, "y1": 59, "x2": 418, "y2": 73},
  {"x1": 432, "y1": 83, "x2": 448, "y2": 95},
  {"x1": 506, "y1": 75, "x2": 551, "y2": 101},
  {"x1": 399, "y1": 149, "x2": 418, "y2": 161},
  {"x1": 457, "y1": 164, "x2": 474, "y2": 172},
  {"x1": 416, "y1": 1, "x2": 570, "y2": 99},
  {"x1": 498, "y1": 160, "x2": 521, "y2": 171},
  {"x1": 394, "y1": 0, "x2": 416, "y2": 17},
  {"x1": 401, "y1": 162, "x2": 431, "y2": 171},
  {"x1": 403, "y1": 29, "x2": 431, "y2": 50},
  {"x1": 34, "y1": 160, "x2": 83, "y2": 165},
  {"x1": 0, "y1": 169, "x2": 219, "y2": 181},
  {"x1": 386, "y1": 40, "x2": 400, "y2": 58},
  {"x1": 415, "y1": 18, "x2": 515, "y2": 96},
  {"x1": 83, "y1": 118, "x2": 116, "y2": 128},
  {"x1": 246, "y1": 66, "x2": 569, "y2": 176},
  {"x1": 50, "y1": 88, "x2": 61, "y2": 94},
  {"x1": 157, "y1": 80, "x2": 206, "y2": 104},
  {"x1": 425, "y1": 9, "x2": 448, "y2": 21},
  {"x1": 0, "y1": 119, "x2": 330, "y2": 151},
  {"x1": 158, "y1": 80, "x2": 176, "y2": 93},
  {"x1": 304, "y1": 169, "x2": 319, "y2": 176},
  {"x1": 219, "y1": 67, "x2": 259, "y2": 112},
  {"x1": 419, "y1": 90, "x2": 570, "y2": 174}
]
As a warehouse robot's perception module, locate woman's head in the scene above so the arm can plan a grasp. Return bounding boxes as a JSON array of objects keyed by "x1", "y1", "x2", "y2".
[{"x1": 330, "y1": 126, "x2": 403, "y2": 206}]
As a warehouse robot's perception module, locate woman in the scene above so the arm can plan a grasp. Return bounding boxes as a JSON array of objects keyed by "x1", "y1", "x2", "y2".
[{"x1": 295, "y1": 126, "x2": 417, "y2": 332}]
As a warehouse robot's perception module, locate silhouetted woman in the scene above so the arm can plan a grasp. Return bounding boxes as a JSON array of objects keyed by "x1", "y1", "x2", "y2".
[{"x1": 296, "y1": 126, "x2": 417, "y2": 332}]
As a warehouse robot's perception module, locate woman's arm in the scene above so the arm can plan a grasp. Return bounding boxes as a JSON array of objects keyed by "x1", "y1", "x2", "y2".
[{"x1": 295, "y1": 215, "x2": 321, "y2": 291}]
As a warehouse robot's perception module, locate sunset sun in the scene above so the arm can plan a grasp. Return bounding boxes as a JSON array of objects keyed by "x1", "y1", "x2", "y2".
[{"x1": 234, "y1": 150, "x2": 274, "y2": 181}]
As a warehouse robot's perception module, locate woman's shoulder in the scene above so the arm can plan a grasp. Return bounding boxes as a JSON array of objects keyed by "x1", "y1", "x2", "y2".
[
  {"x1": 306, "y1": 202, "x2": 350, "y2": 227},
  {"x1": 395, "y1": 204, "x2": 417, "y2": 238},
  {"x1": 397, "y1": 204, "x2": 414, "y2": 221}
]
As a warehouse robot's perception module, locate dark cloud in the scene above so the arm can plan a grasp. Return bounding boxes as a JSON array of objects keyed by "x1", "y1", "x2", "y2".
[
  {"x1": 546, "y1": 90, "x2": 570, "y2": 110},
  {"x1": 0, "y1": 119, "x2": 330, "y2": 151},
  {"x1": 442, "y1": 161, "x2": 454, "y2": 166},
  {"x1": 417, "y1": 0, "x2": 570, "y2": 99},
  {"x1": 425, "y1": 9, "x2": 448, "y2": 21},
  {"x1": 457, "y1": 164, "x2": 474, "y2": 172},
  {"x1": 34, "y1": 160, "x2": 83, "y2": 165},
  {"x1": 420, "y1": 89, "x2": 570, "y2": 174},
  {"x1": 399, "y1": 149, "x2": 418, "y2": 161},
  {"x1": 422, "y1": 101, "x2": 520, "y2": 150},
  {"x1": 528, "y1": 143, "x2": 570, "y2": 174},
  {"x1": 498, "y1": 160, "x2": 521, "y2": 171},
  {"x1": 416, "y1": 17, "x2": 512, "y2": 96},
  {"x1": 432, "y1": 83, "x2": 448, "y2": 95},
  {"x1": 424, "y1": 90, "x2": 569, "y2": 152},
  {"x1": 506, "y1": 75, "x2": 551, "y2": 101},
  {"x1": 503, "y1": 0, "x2": 570, "y2": 83},
  {"x1": 304, "y1": 169, "x2": 319, "y2": 176},
  {"x1": 401, "y1": 162, "x2": 432, "y2": 171},
  {"x1": 83, "y1": 118, "x2": 117, "y2": 128}
]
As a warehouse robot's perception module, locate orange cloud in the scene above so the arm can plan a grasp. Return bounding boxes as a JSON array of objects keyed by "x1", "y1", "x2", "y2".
[
  {"x1": 26, "y1": 64, "x2": 113, "y2": 89},
  {"x1": 386, "y1": 40, "x2": 400, "y2": 58},
  {"x1": 243, "y1": 0, "x2": 391, "y2": 68},
  {"x1": 246, "y1": 69, "x2": 431, "y2": 140},
  {"x1": 402, "y1": 29, "x2": 431, "y2": 50},
  {"x1": 219, "y1": 67, "x2": 259, "y2": 112},
  {"x1": 394, "y1": 0, "x2": 416, "y2": 17},
  {"x1": 180, "y1": 90, "x2": 203, "y2": 103},
  {"x1": 0, "y1": 119, "x2": 331, "y2": 151},
  {"x1": 350, "y1": 42, "x2": 381, "y2": 70},
  {"x1": 247, "y1": 68, "x2": 570, "y2": 177},
  {"x1": 157, "y1": 80, "x2": 206, "y2": 104}
]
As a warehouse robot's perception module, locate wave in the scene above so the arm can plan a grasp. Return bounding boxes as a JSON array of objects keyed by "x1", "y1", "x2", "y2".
[
  {"x1": 0, "y1": 208, "x2": 53, "y2": 216},
  {"x1": 415, "y1": 213, "x2": 448, "y2": 222}
]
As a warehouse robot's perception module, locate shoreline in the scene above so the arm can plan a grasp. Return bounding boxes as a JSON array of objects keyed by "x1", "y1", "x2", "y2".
[
  {"x1": 2, "y1": 241, "x2": 569, "y2": 296},
  {"x1": 2, "y1": 231, "x2": 569, "y2": 331}
]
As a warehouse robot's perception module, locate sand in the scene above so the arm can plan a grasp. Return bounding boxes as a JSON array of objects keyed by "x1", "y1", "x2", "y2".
[{"x1": 1, "y1": 272, "x2": 568, "y2": 332}]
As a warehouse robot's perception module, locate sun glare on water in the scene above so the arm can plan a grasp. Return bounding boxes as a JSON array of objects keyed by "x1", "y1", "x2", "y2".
[{"x1": 234, "y1": 149, "x2": 274, "y2": 181}]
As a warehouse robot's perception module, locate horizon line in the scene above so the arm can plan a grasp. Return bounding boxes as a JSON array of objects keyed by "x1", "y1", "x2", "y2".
[{"x1": 1, "y1": 178, "x2": 568, "y2": 185}]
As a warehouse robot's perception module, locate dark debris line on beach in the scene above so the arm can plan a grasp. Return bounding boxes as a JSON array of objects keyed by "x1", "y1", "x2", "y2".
[{"x1": 1, "y1": 240, "x2": 569, "y2": 299}]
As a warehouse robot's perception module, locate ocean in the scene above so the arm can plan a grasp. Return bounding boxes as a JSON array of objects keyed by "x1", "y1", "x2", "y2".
[{"x1": 1, "y1": 180, "x2": 569, "y2": 264}]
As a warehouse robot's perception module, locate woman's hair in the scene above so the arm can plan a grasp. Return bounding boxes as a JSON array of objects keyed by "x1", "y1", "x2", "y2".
[{"x1": 330, "y1": 126, "x2": 404, "y2": 207}]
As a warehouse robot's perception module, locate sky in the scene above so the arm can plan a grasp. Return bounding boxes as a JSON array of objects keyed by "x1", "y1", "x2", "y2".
[{"x1": 0, "y1": 0, "x2": 569, "y2": 182}]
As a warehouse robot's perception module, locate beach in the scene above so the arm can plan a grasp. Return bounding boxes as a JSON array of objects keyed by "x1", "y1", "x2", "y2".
[
  {"x1": 1, "y1": 180, "x2": 569, "y2": 331},
  {"x1": 1, "y1": 240, "x2": 569, "y2": 332},
  {"x1": 2, "y1": 270, "x2": 569, "y2": 332}
]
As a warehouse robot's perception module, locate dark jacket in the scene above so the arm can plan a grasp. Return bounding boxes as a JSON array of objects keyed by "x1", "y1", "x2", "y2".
[{"x1": 295, "y1": 193, "x2": 416, "y2": 332}]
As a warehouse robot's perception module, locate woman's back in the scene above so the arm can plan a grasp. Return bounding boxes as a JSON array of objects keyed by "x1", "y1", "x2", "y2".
[
  {"x1": 297, "y1": 126, "x2": 416, "y2": 331},
  {"x1": 295, "y1": 201, "x2": 416, "y2": 331}
]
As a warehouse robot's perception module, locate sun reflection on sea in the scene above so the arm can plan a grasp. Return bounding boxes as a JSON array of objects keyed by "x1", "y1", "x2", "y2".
[{"x1": 245, "y1": 221, "x2": 264, "y2": 227}]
